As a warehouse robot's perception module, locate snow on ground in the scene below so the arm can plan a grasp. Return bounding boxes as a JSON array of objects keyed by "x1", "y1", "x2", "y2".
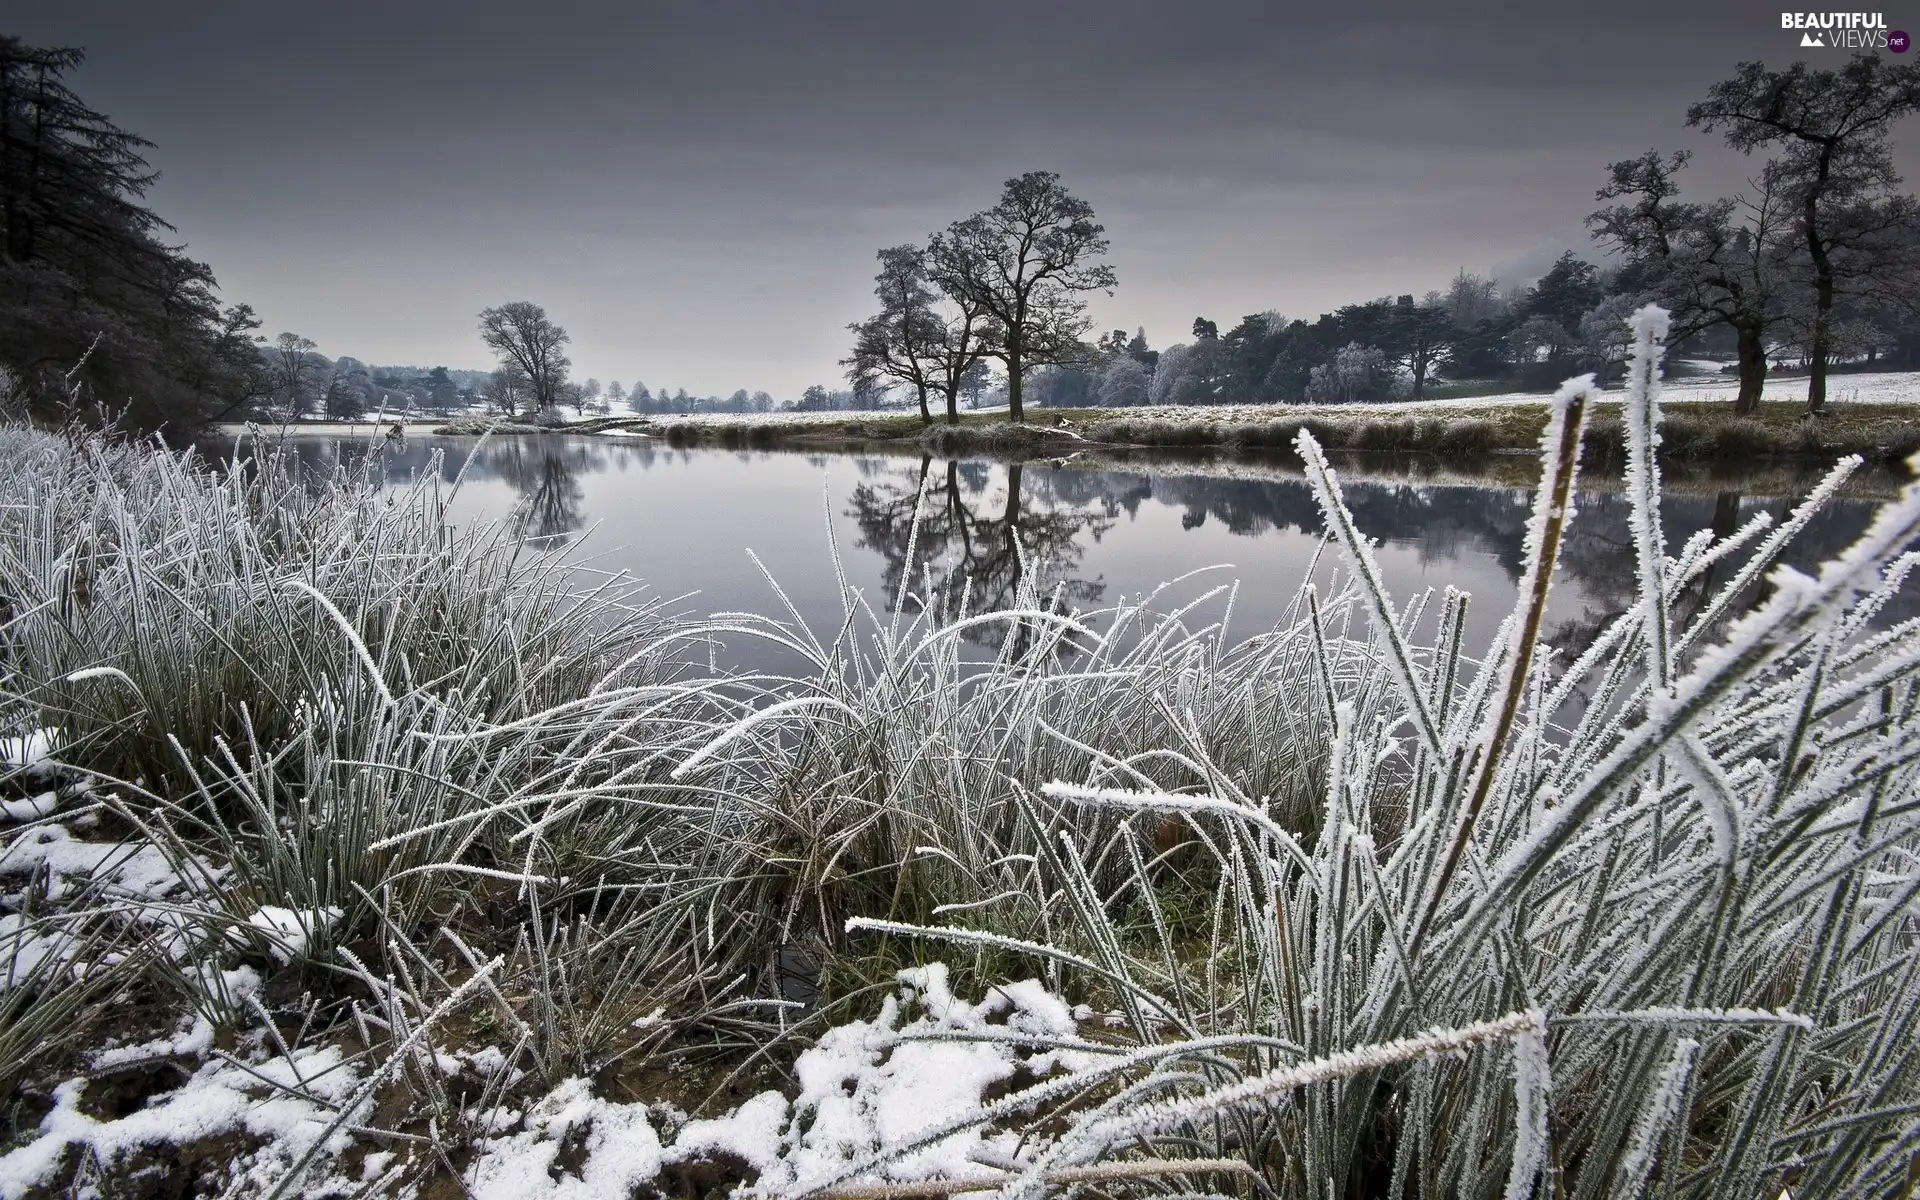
[
  {"x1": 579, "y1": 369, "x2": 1919, "y2": 428},
  {"x1": 0, "y1": 792, "x2": 60, "y2": 823},
  {"x1": 0, "y1": 956, "x2": 1096, "y2": 1198},
  {"x1": 0, "y1": 1036, "x2": 363, "y2": 1200},
  {"x1": 465, "y1": 1079, "x2": 663, "y2": 1200},
  {"x1": 1103, "y1": 370, "x2": 1920, "y2": 426},
  {"x1": 0, "y1": 728, "x2": 59, "y2": 770},
  {"x1": 216, "y1": 370, "x2": 1920, "y2": 442},
  {"x1": 672, "y1": 962, "x2": 1099, "y2": 1193},
  {"x1": 1382, "y1": 369, "x2": 1919, "y2": 412},
  {"x1": 2, "y1": 807, "x2": 1088, "y2": 1198},
  {"x1": 0, "y1": 821, "x2": 191, "y2": 902},
  {"x1": 244, "y1": 905, "x2": 342, "y2": 964}
]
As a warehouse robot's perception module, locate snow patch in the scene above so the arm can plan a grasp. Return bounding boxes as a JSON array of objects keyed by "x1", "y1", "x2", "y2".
[
  {"x1": 245, "y1": 905, "x2": 342, "y2": 963},
  {"x1": 0, "y1": 792, "x2": 60, "y2": 823},
  {"x1": 0, "y1": 1046, "x2": 364, "y2": 1200},
  {"x1": 670, "y1": 963, "x2": 1091, "y2": 1194},
  {"x1": 467, "y1": 1077, "x2": 663, "y2": 1200},
  {"x1": 0, "y1": 822, "x2": 190, "y2": 901},
  {"x1": 0, "y1": 728, "x2": 59, "y2": 770}
]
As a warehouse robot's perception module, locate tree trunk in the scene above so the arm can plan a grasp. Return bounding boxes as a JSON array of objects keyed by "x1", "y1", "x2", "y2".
[
  {"x1": 1410, "y1": 355, "x2": 1427, "y2": 402},
  {"x1": 1804, "y1": 173, "x2": 1833, "y2": 416},
  {"x1": 943, "y1": 383, "x2": 960, "y2": 425},
  {"x1": 1003, "y1": 464, "x2": 1028, "y2": 658},
  {"x1": 1733, "y1": 322, "x2": 1766, "y2": 417},
  {"x1": 1807, "y1": 273, "x2": 1833, "y2": 415},
  {"x1": 1006, "y1": 350, "x2": 1024, "y2": 423},
  {"x1": 947, "y1": 461, "x2": 972, "y2": 562},
  {"x1": 1683, "y1": 490, "x2": 1743, "y2": 627},
  {"x1": 915, "y1": 383, "x2": 931, "y2": 425}
]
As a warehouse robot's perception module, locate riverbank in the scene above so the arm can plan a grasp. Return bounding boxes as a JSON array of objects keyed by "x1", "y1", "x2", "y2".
[
  {"x1": 711, "y1": 433, "x2": 1918, "y2": 501},
  {"x1": 422, "y1": 396, "x2": 1920, "y2": 466}
]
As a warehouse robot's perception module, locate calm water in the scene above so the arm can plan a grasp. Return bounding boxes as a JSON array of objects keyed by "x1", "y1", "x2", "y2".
[{"x1": 248, "y1": 434, "x2": 1912, "y2": 673}]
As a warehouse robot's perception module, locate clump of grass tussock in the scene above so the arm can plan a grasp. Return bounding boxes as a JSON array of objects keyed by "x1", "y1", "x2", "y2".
[
  {"x1": 846, "y1": 317, "x2": 1920, "y2": 1198},
  {"x1": 1086, "y1": 417, "x2": 1221, "y2": 448},
  {"x1": 920, "y1": 420, "x2": 1060, "y2": 455},
  {"x1": 0, "y1": 422, "x2": 1375, "y2": 1180},
  {"x1": 1093, "y1": 412, "x2": 1506, "y2": 457},
  {"x1": 1583, "y1": 399, "x2": 1920, "y2": 467},
  {"x1": 0, "y1": 428, "x2": 708, "y2": 1065},
  {"x1": 0, "y1": 428, "x2": 669, "y2": 789}
]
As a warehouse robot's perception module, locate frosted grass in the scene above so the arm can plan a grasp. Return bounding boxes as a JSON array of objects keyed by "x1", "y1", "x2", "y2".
[{"x1": 2, "y1": 307, "x2": 1917, "y2": 1197}]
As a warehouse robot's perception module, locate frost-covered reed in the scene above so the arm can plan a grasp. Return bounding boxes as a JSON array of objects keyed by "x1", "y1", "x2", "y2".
[
  {"x1": 2, "y1": 306, "x2": 1918, "y2": 1198},
  {"x1": 835, "y1": 308, "x2": 1920, "y2": 1198}
]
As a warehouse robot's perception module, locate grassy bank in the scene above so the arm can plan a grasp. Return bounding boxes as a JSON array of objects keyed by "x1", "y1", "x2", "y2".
[
  {"x1": 445, "y1": 397, "x2": 1920, "y2": 468},
  {"x1": 7, "y1": 328, "x2": 1920, "y2": 1196}
]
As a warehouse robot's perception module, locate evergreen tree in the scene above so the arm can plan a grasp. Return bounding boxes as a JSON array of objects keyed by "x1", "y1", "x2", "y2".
[{"x1": 0, "y1": 36, "x2": 260, "y2": 428}]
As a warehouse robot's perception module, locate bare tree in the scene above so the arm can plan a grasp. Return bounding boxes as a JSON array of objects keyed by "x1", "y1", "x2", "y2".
[
  {"x1": 1688, "y1": 55, "x2": 1920, "y2": 412},
  {"x1": 926, "y1": 172, "x2": 1116, "y2": 422},
  {"x1": 846, "y1": 245, "x2": 1001, "y2": 426},
  {"x1": 1590, "y1": 149, "x2": 1793, "y2": 414},
  {"x1": 478, "y1": 301, "x2": 571, "y2": 418},
  {"x1": 270, "y1": 332, "x2": 319, "y2": 419},
  {"x1": 482, "y1": 364, "x2": 533, "y2": 417},
  {"x1": 843, "y1": 246, "x2": 944, "y2": 424},
  {"x1": 1441, "y1": 271, "x2": 1504, "y2": 327},
  {"x1": 920, "y1": 264, "x2": 1001, "y2": 426}
]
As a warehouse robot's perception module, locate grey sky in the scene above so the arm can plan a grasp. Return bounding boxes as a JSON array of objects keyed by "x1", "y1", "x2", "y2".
[{"x1": 14, "y1": 1, "x2": 1915, "y2": 397}]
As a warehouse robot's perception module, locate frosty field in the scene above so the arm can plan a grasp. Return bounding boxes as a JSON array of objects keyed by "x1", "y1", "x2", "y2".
[{"x1": 4, "y1": 317, "x2": 1920, "y2": 1198}]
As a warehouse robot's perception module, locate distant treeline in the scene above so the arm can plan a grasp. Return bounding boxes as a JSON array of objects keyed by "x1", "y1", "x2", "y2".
[
  {"x1": 842, "y1": 56, "x2": 1920, "y2": 421},
  {"x1": 1021, "y1": 245, "x2": 1920, "y2": 413},
  {"x1": 7, "y1": 31, "x2": 1920, "y2": 430}
]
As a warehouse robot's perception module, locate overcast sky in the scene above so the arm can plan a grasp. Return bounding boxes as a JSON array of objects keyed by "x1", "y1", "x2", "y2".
[{"x1": 14, "y1": 1, "x2": 1917, "y2": 397}]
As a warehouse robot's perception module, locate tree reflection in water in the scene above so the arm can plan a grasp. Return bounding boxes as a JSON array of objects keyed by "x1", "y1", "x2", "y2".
[
  {"x1": 489, "y1": 440, "x2": 593, "y2": 545},
  {"x1": 848, "y1": 456, "x2": 1113, "y2": 649},
  {"x1": 216, "y1": 435, "x2": 1912, "y2": 661}
]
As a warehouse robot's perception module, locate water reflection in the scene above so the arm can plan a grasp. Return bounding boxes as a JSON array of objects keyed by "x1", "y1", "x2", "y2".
[
  {"x1": 223, "y1": 434, "x2": 1914, "y2": 669},
  {"x1": 246, "y1": 433, "x2": 610, "y2": 546},
  {"x1": 487, "y1": 440, "x2": 591, "y2": 544},
  {"x1": 847, "y1": 457, "x2": 1113, "y2": 644}
]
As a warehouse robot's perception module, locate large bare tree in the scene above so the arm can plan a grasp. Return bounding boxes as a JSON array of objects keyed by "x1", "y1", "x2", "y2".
[
  {"x1": 1589, "y1": 149, "x2": 1793, "y2": 415},
  {"x1": 477, "y1": 301, "x2": 571, "y2": 417},
  {"x1": 1688, "y1": 55, "x2": 1920, "y2": 413},
  {"x1": 846, "y1": 245, "x2": 1002, "y2": 426},
  {"x1": 926, "y1": 172, "x2": 1115, "y2": 422}
]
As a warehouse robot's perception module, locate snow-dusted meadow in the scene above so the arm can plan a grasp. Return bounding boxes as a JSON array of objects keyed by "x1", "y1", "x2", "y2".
[
  {"x1": 565, "y1": 366, "x2": 1920, "y2": 429},
  {"x1": 5, "y1": 314, "x2": 1920, "y2": 1197}
]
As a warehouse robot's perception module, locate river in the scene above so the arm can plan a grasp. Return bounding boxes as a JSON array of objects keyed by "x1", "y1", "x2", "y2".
[{"x1": 240, "y1": 433, "x2": 1913, "y2": 673}]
